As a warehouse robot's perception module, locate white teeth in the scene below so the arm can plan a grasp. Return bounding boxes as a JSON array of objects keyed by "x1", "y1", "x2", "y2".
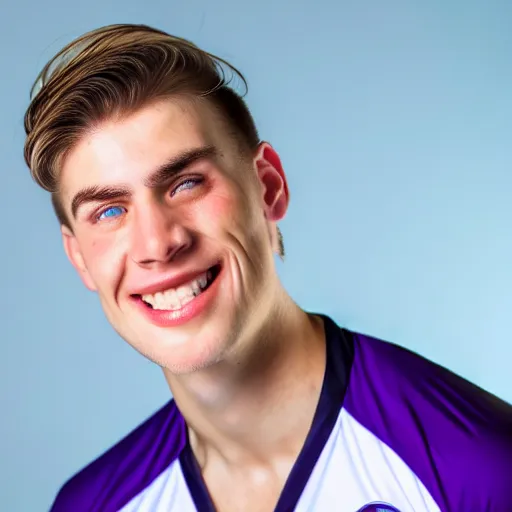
[
  {"x1": 176, "y1": 286, "x2": 190, "y2": 300},
  {"x1": 162, "y1": 289, "x2": 180, "y2": 309},
  {"x1": 154, "y1": 292, "x2": 165, "y2": 309},
  {"x1": 198, "y1": 274, "x2": 207, "y2": 289},
  {"x1": 141, "y1": 270, "x2": 212, "y2": 311},
  {"x1": 191, "y1": 280, "x2": 201, "y2": 296}
]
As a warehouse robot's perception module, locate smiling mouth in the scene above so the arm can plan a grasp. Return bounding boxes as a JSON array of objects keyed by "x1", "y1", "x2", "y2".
[{"x1": 134, "y1": 264, "x2": 221, "y2": 311}]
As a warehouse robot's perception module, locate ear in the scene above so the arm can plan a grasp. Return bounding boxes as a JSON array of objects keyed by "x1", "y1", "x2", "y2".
[
  {"x1": 61, "y1": 225, "x2": 97, "y2": 291},
  {"x1": 254, "y1": 142, "x2": 289, "y2": 222},
  {"x1": 253, "y1": 142, "x2": 290, "y2": 256}
]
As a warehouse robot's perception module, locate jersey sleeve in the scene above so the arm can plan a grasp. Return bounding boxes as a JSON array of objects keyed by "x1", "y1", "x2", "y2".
[
  {"x1": 343, "y1": 332, "x2": 512, "y2": 512},
  {"x1": 49, "y1": 401, "x2": 187, "y2": 512}
]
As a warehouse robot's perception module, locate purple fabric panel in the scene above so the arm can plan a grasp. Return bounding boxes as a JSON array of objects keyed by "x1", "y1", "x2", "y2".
[
  {"x1": 343, "y1": 333, "x2": 512, "y2": 512},
  {"x1": 50, "y1": 400, "x2": 186, "y2": 512}
]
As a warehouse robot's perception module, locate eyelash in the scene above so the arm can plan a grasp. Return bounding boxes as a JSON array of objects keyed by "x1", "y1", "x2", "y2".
[
  {"x1": 93, "y1": 176, "x2": 204, "y2": 223},
  {"x1": 95, "y1": 205, "x2": 125, "y2": 222},
  {"x1": 170, "y1": 177, "x2": 204, "y2": 197}
]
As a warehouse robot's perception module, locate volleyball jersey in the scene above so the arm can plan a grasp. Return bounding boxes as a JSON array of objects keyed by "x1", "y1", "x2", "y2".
[{"x1": 50, "y1": 315, "x2": 512, "y2": 511}]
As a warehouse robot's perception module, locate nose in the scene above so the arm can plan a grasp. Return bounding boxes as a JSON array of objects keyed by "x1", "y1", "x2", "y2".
[{"x1": 129, "y1": 201, "x2": 193, "y2": 268}]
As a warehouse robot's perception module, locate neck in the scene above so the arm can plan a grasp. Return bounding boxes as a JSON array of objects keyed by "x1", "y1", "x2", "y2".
[{"x1": 164, "y1": 296, "x2": 326, "y2": 467}]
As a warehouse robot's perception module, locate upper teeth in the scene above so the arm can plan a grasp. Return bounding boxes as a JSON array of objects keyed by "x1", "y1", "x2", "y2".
[{"x1": 142, "y1": 270, "x2": 211, "y2": 310}]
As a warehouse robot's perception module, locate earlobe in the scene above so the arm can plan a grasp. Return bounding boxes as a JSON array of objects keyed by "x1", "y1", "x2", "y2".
[{"x1": 61, "y1": 226, "x2": 97, "y2": 291}]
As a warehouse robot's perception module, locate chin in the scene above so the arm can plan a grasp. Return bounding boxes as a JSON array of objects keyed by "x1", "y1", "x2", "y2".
[
  {"x1": 161, "y1": 356, "x2": 219, "y2": 375},
  {"x1": 131, "y1": 321, "x2": 235, "y2": 375}
]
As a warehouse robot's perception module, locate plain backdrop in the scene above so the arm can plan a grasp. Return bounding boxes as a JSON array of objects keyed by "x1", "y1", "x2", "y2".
[{"x1": 2, "y1": 1, "x2": 511, "y2": 510}]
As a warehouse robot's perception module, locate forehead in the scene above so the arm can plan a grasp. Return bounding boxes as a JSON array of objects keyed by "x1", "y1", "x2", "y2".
[{"x1": 60, "y1": 97, "x2": 233, "y2": 198}]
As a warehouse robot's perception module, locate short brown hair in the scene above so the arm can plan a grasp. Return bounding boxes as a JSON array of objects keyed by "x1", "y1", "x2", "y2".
[{"x1": 23, "y1": 24, "x2": 284, "y2": 257}]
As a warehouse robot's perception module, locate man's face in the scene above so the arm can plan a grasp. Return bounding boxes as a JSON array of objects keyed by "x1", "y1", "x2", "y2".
[{"x1": 59, "y1": 98, "x2": 289, "y2": 374}]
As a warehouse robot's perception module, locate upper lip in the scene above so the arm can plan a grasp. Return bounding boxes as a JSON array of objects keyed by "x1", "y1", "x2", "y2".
[{"x1": 129, "y1": 264, "x2": 219, "y2": 296}]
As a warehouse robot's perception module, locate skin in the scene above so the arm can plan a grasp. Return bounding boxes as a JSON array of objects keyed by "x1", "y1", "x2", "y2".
[{"x1": 60, "y1": 97, "x2": 327, "y2": 511}]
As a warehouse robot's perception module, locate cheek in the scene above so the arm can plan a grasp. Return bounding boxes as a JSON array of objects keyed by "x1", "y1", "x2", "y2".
[
  {"x1": 81, "y1": 233, "x2": 126, "y2": 289},
  {"x1": 190, "y1": 181, "x2": 261, "y2": 239},
  {"x1": 205, "y1": 195, "x2": 236, "y2": 224},
  {"x1": 187, "y1": 191, "x2": 237, "y2": 233}
]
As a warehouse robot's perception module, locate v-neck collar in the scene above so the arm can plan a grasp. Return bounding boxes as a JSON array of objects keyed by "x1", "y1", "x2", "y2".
[{"x1": 179, "y1": 315, "x2": 354, "y2": 512}]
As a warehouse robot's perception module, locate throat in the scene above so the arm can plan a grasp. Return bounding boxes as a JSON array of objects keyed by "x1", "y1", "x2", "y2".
[{"x1": 173, "y1": 314, "x2": 327, "y2": 467}]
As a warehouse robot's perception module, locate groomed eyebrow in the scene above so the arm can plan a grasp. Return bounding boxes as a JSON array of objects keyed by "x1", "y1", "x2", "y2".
[
  {"x1": 70, "y1": 145, "x2": 218, "y2": 219},
  {"x1": 71, "y1": 185, "x2": 131, "y2": 219},
  {"x1": 143, "y1": 145, "x2": 217, "y2": 188}
]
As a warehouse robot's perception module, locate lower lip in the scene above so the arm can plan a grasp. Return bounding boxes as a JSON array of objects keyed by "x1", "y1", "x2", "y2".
[{"x1": 131, "y1": 266, "x2": 223, "y2": 328}]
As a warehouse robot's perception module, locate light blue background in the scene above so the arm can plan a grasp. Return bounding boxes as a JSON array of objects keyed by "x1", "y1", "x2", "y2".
[{"x1": 2, "y1": 1, "x2": 511, "y2": 510}]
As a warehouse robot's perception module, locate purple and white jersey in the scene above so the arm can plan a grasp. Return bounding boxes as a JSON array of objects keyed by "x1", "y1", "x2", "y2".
[{"x1": 50, "y1": 316, "x2": 512, "y2": 511}]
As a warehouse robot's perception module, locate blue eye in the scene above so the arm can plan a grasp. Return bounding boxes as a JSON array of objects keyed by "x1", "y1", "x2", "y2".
[
  {"x1": 171, "y1": 178, "x2": 203, "y2": 197},
  {"x1": 98, "y1": 206, "x2": 125, "y2": 221}
]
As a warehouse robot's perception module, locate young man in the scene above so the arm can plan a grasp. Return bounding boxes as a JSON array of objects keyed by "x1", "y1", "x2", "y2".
[{"x1": 25, "y1": 24, "x2": 511, "y2": 512}]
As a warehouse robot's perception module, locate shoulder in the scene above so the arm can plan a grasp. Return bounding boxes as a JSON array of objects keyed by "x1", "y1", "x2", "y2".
[
  {"x1": 50, "y1": 400, "x2": 186, "y2": 512},
  {"x1": 343, "y1": 330, "x2": 512, "y2": 511}
]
